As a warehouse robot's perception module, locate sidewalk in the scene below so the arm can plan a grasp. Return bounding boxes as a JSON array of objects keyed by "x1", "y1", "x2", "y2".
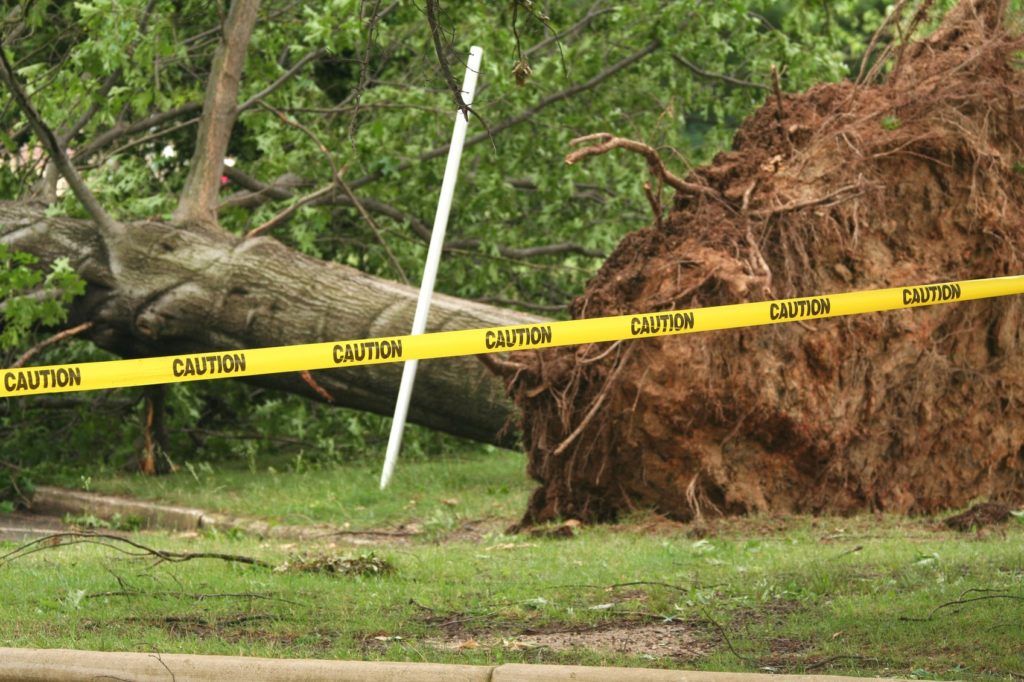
[{"x1": 0, "y1": 648, "x2": 913, "y2": 682}]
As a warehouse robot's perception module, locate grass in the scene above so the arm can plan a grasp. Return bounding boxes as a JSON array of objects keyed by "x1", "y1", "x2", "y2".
[
  {"x1": 3, "y1": 448, "x2": 1023, "y2": 680},
  {"x1": 81, "y1": 446, "x2": 532, "y2": 531}
]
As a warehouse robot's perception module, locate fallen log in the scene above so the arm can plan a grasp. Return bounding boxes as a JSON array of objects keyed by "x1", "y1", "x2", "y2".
[{"x1": 0, "y1": 202, "x2": 540, "y2": 446}]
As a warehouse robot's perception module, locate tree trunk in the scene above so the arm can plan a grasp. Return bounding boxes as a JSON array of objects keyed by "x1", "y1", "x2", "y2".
[{"x1": 0, "y1": 202, "x2": 541, "y2": 446}]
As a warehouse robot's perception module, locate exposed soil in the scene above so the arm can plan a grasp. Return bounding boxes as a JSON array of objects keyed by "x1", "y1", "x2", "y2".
[
  {"x1": 425, "y1": 619, "x2": 711, "y2": 660},
  {"x1": 505, "y1": 0, "x2": 1024, "y2": 526}
]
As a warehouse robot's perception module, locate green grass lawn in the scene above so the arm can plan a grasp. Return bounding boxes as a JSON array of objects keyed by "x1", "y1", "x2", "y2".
[{"x1": 3, "y1": 447, "x2": 1023, "y2": 680}]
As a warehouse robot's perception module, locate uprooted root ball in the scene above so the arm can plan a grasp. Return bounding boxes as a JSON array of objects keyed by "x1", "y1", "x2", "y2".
[{"x1": 504, "y1": 0, "x2": 1024, "y2": 527}]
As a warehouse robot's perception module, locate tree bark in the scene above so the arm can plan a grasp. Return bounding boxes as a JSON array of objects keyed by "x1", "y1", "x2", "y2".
[{"x1": 0, "y1": 202, "x2": 542, "y2": 446}]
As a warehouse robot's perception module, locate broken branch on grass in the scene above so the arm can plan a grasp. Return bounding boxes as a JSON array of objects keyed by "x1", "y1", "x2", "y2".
[
  {"x1": 11, "y1": 322, "x2": 93, "y2": 368},
  {"x1": 701, "y1": 606, "x2": 758, "y2": 663},
  {"x1": 0, "y1": 532, "x2": 272, "y2": 569},
  {"x1": 85, "y1": 589, "x2": 305, "y2": 606},
  {"x1": 902, "y1": 593, "x2": 1024, "y2": 621},
  {"x1": 566, "y1": 133, "x2": 720, "y2": 199},
  {"x1": 804, "y1": 654, "x2": 880, "y2": 671}
]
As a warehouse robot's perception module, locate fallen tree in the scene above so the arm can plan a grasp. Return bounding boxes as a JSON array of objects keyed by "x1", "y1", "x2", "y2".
[
  {"x1": 506, "y1": 0, "x2": 1024, "y2": 525},
  {"x1": 0, "y1": 0, "x2": 549, "y2": 454},
  {"x1": 0, "y1": 201, "x2": 537, "y2": 446}
]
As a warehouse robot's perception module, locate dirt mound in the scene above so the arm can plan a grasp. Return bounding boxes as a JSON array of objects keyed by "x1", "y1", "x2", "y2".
[{"x1": 505, "y1": 0, "x2": 1024, "y2": 526}]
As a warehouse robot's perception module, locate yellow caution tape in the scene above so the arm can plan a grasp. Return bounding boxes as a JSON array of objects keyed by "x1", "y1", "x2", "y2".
[{"x1": 3, "y1": 275, "x2": 1023, "y2": 398}]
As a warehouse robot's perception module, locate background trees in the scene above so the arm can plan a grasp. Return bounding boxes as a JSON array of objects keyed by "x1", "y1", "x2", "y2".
[{"x1": 0, "y1": 1, "x2": 956, "y2": 481}]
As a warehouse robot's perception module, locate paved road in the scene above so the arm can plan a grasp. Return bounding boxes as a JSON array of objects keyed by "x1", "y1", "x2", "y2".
[{"x1": 0, "y1": 511, "x2": 67, "y2": 541}]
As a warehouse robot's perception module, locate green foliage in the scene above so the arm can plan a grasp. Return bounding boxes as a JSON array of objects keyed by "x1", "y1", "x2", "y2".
[
  {"x1": 881, "y1": 114, "x2": 902, "y2": 130},
  {"x1": 0, "y1": 246, "x2": 84, "y2": 352},
  {"x1": 63, "y1": 512, "x2": 144, "y2": 531}
]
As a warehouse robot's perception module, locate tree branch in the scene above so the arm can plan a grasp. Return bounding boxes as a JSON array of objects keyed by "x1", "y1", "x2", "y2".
[
  {"x1": 424, "y1": 0, "x2": 471, "y2": 119},
  {"x1": 330, "y1": 41, "x2": 658, "y2": 194},
  {"x1": 670, "y1": 53, "x2": 768, "y2": 90},
  {"x1": 227, "y1": 167, "x2": 605, "y2": 262},
  {"x1": 74, "y1": 103, "x2": 202, "y2": 166},
  {"x1": 566, "y1": 132, "x2": 719, "y2": 199},
  {"x1": 225, "y1": 42, "x2": 658, "y2": 212},
  {"x1": 0, "y1": 40, "x2": 122, "y2": 237},
  {"x1": 172, "y1": 0, "x2": 261, "y2": 229},
  {"x1": 237, "y1": 48, "x2": 323, "y2": 113},
  {"x1": 11, "y1": 322, "x2": 94, "y2": 369}
]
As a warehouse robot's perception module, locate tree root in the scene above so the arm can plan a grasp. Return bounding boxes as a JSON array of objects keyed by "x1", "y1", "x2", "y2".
[{"x1": 565, "y1": 133, "x2": 720, "y2": 199}]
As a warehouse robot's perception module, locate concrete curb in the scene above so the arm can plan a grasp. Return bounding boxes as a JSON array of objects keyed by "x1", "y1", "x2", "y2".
[
  {"x1": 29, "y1": 486, "x2": 357, "y2": 541},
  {"x1": 0, "y1": 649, "x2": 912, "y2": 682},
  {"x1": 31, "y1": 486, "x2": 204, "y2": 532}
]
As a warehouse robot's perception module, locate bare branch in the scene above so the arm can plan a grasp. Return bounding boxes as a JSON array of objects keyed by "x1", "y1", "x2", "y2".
[
  {"x1": 228, "y1": 166, "x2": 603, "y2": 263},
  {"x1": 245, "y1": 184, "x2": 334, "y2": 237},
  {"x1": 225, "y1": 42, "x2": 658, "y2": 213},
  {"x1": 343, "y1": 40, "x2": 660, "y2": 194},
  {"x1": 74, "y1": 103, "x2": 202, "y2": 165},
  {"x1": 457, "y1": 240, "x2": 605, "y2": 260},
  {"x1": 424, "y1": 0, "x2": 471, "y2": 119},
  {"x1": 474, "y1": 297, "x2": 568, "y2": 313},
  {"x1": 0, "y1": 41, "x2": 122, "y2": 237},
  {"x1": 237, "y1": 48, "x2": 323, "y2": 113},
  {"x1": 523, "y1": 3, "x2": 614, "y2": 59},
  {"x1": 11, "y1": 322, "x2": 94, "y2": 369},
  {"x1": 671, "y1": 53, "x2": 768, "y2": 90},
  {"x1": 172, "y1": 0, "x2": 261, "y2": 229},
  {"x1": 566, "y1": 132, "x2": 720, "y2": 199}
]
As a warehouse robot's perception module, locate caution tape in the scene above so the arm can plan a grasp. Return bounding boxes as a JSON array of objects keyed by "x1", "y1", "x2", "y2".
[{"x1": 3, "y1": 275, "x2": 1023, "y2": 398}]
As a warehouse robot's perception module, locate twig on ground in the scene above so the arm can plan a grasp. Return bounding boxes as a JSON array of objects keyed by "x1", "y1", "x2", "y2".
[
  {"x1": 607, "y1": 580, "x2": 690, "y2": 593},
  {"x1": 86, "y1": 590, "x2": 305, "y2": 606},
  {"x1": 0, "y1": 532, "x2": 272, "y2": 569},
  {"x1": 701, "y1": 607, "x2": 758, "y2": 663},
  {"x1": 899, "y1": 593, "x2": 1024, "y2": 622}
]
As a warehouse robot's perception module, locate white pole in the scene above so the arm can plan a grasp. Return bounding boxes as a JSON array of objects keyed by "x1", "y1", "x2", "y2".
[{"x1": 380, "y1": 46, "x2": 482, "y2": 490}]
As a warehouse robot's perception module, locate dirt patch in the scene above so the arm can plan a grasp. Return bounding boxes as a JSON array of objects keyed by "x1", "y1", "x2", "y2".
[
  {"x1": 504, "y1": 0, "x2": 1024, "y2": 526},
  {"x1": 426, "y1": 619, "x2": 710, "y2": 659},
  {"x1": 87, "y1": 614, "x2": 335, "y2": 650}
]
